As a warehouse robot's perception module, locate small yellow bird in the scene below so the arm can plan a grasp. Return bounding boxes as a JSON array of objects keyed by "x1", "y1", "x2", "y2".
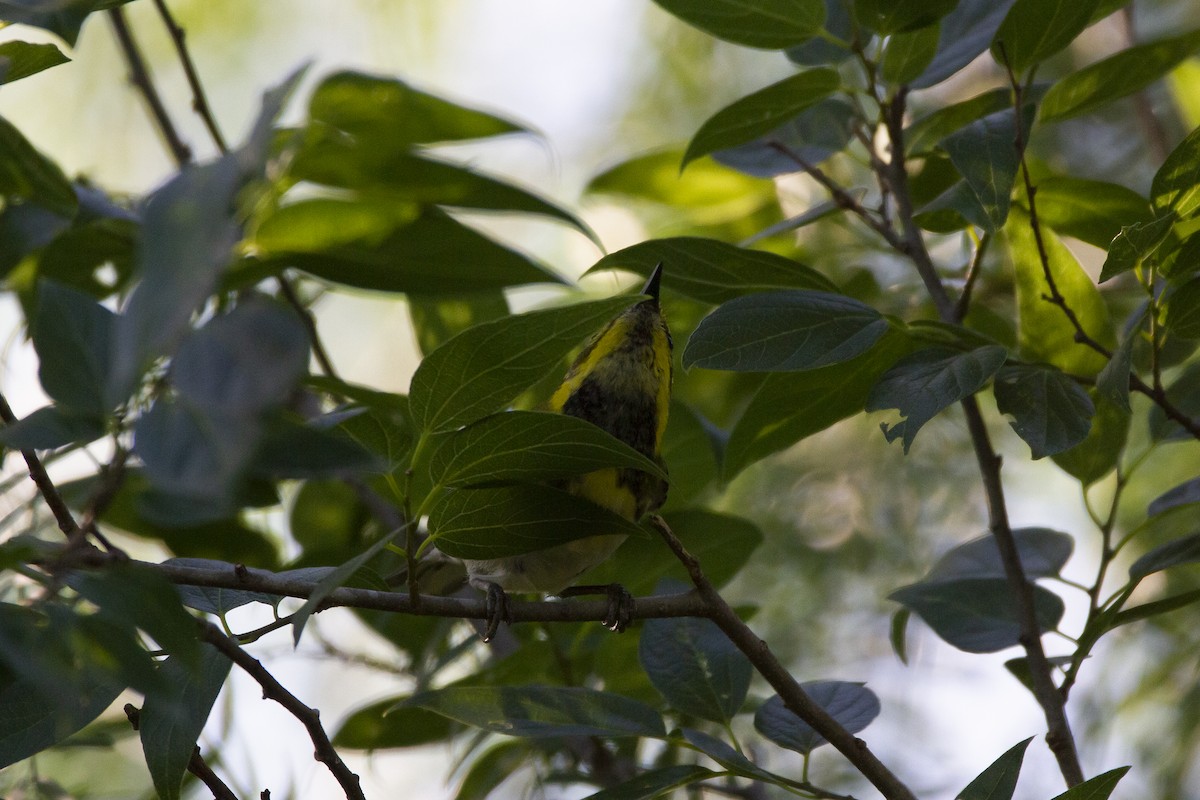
[{"x1": 464, "y1": 264, "x2": 673, "y2": 639}]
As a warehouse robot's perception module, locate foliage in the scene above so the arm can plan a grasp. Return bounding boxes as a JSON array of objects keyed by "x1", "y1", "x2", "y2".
[{"x1": 3, "y1": 1, "x2": 1200, "y2": 799}]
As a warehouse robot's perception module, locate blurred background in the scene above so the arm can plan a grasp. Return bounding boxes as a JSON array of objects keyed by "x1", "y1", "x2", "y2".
[{"x1": 2, "y1": 1, "x2": 1200, "y2": 798}]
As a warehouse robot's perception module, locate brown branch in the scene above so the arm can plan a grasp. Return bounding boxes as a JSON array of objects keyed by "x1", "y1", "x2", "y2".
[
  {"x1": 276, "y1": 275, "x2": 339, "y2": 379},
  {"x1": 650, "y1": 518, "x2": 918, "y2": 800},
  {"x1": 0, "y1": 393, "x2": 83, "y2": 541},
  {"x1": 954, "y1": 233, "x2": 991, "y2": 323},
  {"x1": 152, "y1": 0, "x2": 229, "y2": 154},
  {"x1": 108, "y1": 6, "x2": 192, "y2": 167},
  {"x1": 125, "y1": 704, "x2": 241, "y2": 800},
  {"x1": 200, "y1": 621, "x2": 365, "y2": 800}
]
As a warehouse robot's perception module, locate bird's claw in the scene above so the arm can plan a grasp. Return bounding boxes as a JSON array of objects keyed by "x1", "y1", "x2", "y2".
[{"x1": 482, "y1": 582, "x2": 512, "y2": 643}]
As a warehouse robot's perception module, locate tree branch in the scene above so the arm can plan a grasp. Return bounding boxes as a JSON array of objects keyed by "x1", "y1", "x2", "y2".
[
  {"x1": 125, "y1": 704, "x2": 241, "y2": 800},
  {"x1": 152, "y1": 0, "x2": 229, "y2": 154},
  {"x1": 200, "y1": 621, "x2": 365, "y2": 800},
  {"x1": 108, "y1": 6, "x2": 191, "y2": 167},
  {"x1": 651, "y1": 517, "x2": 918, "y2": 800},
  {"x1": 0, "y1": 393, "x2": 82, "y2": 541}
]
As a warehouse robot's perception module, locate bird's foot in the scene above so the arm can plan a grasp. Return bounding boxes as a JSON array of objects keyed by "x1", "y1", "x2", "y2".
[
  {"x1": 482, "y1": 582, "x2": 512, "y2": 643},
  {"x1": 561, "y1": 583, "x2": 635, "y2": 632}
]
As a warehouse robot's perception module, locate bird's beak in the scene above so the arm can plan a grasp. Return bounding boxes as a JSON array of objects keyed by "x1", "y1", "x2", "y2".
[{"x1": 642, "y1": 262, "x2": 664, "y2": 304}]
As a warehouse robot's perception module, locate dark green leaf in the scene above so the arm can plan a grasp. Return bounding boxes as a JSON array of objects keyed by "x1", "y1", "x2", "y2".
[
  {"x1": 906, "y1": 90, "x2": 1011, "y2": 155},
  {"x1": 1149, "y1": 477, "x2": 1200, "y2": 516},
  {"x1": 940, "y1": 106, "x2": 1030, "y2": 231},
  {"x1": 882, "y1": 24, "x2": 941, "y2": 85},
  {"x1": 289, "y1": 531, "x2": 399, "y2": 645},
  {"x1": 166, "y1": 558, "x2": 281, "y2": 615},
  {"x1": 889, "y1": 578, "x2": 1064, "y2": 653},
  {"x1": 587, "y1": 237, "x2": 836, "y2": 303},
  {"x1": 71, "y1": 563, "x2": 200, "y2": 666},
  {"x1": 724, "y1": 330, "x2": 910, "y2": 478},
  {"x1": 409, "y1": 295, "x2": 636, "y2": 433},
  {"x1": 1096, "y1": 316, "x2": 1139, "y2": 413},
  {"x1": 712, "y1": 98, "x2": 856, "y2": 177},
  {"x1": 333, "y1": 697, "x2": 455, "y2": 749},
  {"x1": 1030, "y1": 177, "x2": 1152, "y2": 250},
  {"x1": 659, "y1": 400, "x2": 720, "y2": 503},
  {"x1": 0, "y1": 41, "x2": 68, "y2": 84},
  {"x1": 1165, "y1": 276, "x2": 1200, "y2": 338},
  {"x1": 409, "y1": 292, "x2": 509, "y2": 356},
  {"x1": 309, "y1": 70, "x2": 525, "y2": 145},
  {"x1": 1041, "y1": 30, "x2": 1200, "y2": 122},
  {"x1": 855, "y1": 0, "x2": 956, "y2": 34},
  {"x1": 912, "y1": 0, "x2": 1017, "y2": 89},
  {"x1": 0, "y1": 403, "x2": 104, "y2": 450},
  {"x1": 1047, "y1": 767, "x2": 1130, "y2": 800},
  {"x1": 31, "y1": 280, "x2": 115, "y2": 415},
  {"x1": 1148, "y1": 362, "x2": 1200, "y2": 440},
  {"x1": 251, "y1": 414, "x2": 380, "y2": 478},
  {"x1": 1051, "y1": 395, "x2": 1129, "y2": 485},
  {"x1": 139, "y1": 645, "x2": 231, "y2": 800},
  {"x1": 404, "y1": 685, "x2": 665, "y2": 738},
  {"x1": 639, "y1": 612, "x2": 752, "y2": 723},
  {"x1": 753, "y1": 682, "x2": 880, "y2": 754},
  {"x1": 251, "y1": 203, "x2": 561, "y2": 294},
  {"x1": 1006, "y1": 207, "x2": 1113, "y2": 375},
  {"x1": 651, "y1": 0, "x2": 825, "y2": 48},
  {"x1": 586, "y1": 149, "x2": 774, "y2": 210},
  {"x1": 134, "y1": 397, "x2": 259, "y2": 502},
  {"x1": 993, "y1": 363, "x2": 1094, "y2": 458},
  {"x1": 0, "y1": 114, "x2": 76, "y2": 215},
  {"x1": 428, "y1": 485, "x2": 646, "y2": 560},
  {"x1": 1099, "y1": 214, "x2": 1175, "y2": 283},
  {"x1": 1129, "y1": 532, "x2": 1200, "y2": 580},
  {"x1": 1152, "y1": 124, "x2": 1200, "y2": 220},
  {"x1": 890, "y1": 608, "x2": 910, "y2": 664},
  {"x1": 916, "y1": 179, "x2": 992, "y2": 232},
  {"x1": 957, "y1": 738, "x2": 1032, "y2": 800},
  {"x1": 0, "y1": 199, "x2": 70, "y2": 278},
  {"x1": 680, "y1": 728, "x2": 775, "y2": 782},
  {"x1": 1109, "y1": 588, "x2": 1200, "y2": 628},
  {"x1": 866, "y1": 345, "x2": 1008, "y2": 453},
  {"x1": 991, "y1": 0, "x2": 1102, "y2": 75},
  {"x1": 684, "y1": 290, "x2": 889, "y2": 371},
  {"x1": 683, "y1": 69, "x2": 840, "y2": 167},
  {"x1": 453, "y1": 741, "x2": 529, "y2": 800},
  {"x1": 1004, "y1": 654, "x2": 1075, "y2": 691},
  {"x1": 926, "y1": 528, "x2": 1074, "y2": 581},
  {"x1": 430, "y1": 410, "x2": 665, "y2": 488},
  {"x1": 581, "y1": 765, "x2": 718, "y2": 800}
]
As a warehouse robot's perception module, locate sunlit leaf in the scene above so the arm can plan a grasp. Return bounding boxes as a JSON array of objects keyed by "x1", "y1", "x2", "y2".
[
  {"x1": 991, "y1": 0, "x2": 1102, "y2": 75},
  {"x1": 1030, "y1": 177, "x2": 1151, "y2": 250},
  {"x1": 1051, "y1": 396, "x2": 1129, "y2": 486},
  {"x1": 1152, "y1": 124, "x2": 1200, "y2": 219},
  {"x1": 1099, "y1": 214, "x2": 1175, "y2": 283}
]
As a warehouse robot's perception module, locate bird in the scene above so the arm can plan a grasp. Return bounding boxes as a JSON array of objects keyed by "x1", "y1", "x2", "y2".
[{"x1": 463, "y1": 263, "x2": 673, "y2": 641}]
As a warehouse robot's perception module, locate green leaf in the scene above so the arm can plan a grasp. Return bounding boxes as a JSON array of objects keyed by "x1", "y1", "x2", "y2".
[
  {"x1": 1047, "y1": 767, "x2": 1130, "y2": 800},
  {"x1": 1149, "y1": 477, "x2": 1200, "y2": 516},
  {"x1": 890, "y1": 608, "x2": 910, "y2": 664},
  {"x1": 139, "y1": 645, "x2": 231, "y2": 800},
  {"x1": 650, "y1": 0, "x2": 825, "y2": 48},
  {"x1": 427, "y1": 485, "x2": 646, "y2": 560},
  {"x1": 991, "y1": 0, "x2": 1102, "y2": 75},
  {"x1": 882, "y1": 24, "x2": 941, "y2": 85},
  {"x1": 660, "y1": 400, "x2": 720, "y2": 503},
  {"x1": 1006, "y1": 206, "x2": 1113, "y2": 375},
  {"x1": 172, "y1": 298, "x2": 309, "y2": 415},
  {"x1": 940, "y1": 106, "x2": 1030, "y2": 231},
  {"x1": 409, "y1": 295, "x2": 636, "y2": 433},
  {"x1": 1030, "y1": 177, "x2": 1152, "y2": 250},
  {"x1": 866, "y1": 345, "x2": 1009, "y2": 453},
  {"x1": 1096, "y1": 317, "x2": 1139, "y2": 413},
  {"x1": 1152, "y1": 124, "x2": 1200, "y2": 220},
  {"x1": 1109, "y1": 588, "x2": 1200, "y2": 628},
  {"x1": 1004, "y1": 654, "x2": 1075, "y2": 692},
  {"x1": 724, "y1": 330, "x2": 909, "y2": 478},
  {"x1": 30, "y1": 280, "x2": 115, "y2": 415},
  {"x1": 1165, "y1": 276, "x2": 1200, "y2": 338},
  {"x1": 639, "y1": 612, "x2": 752, "y2": 723},
  {"x1": 889, "y1": 578, "x2": 1064, "y2": 653},
  {"x1": 1041, "y1": 30, "x2": 1200, "y2": 122},
  {"x1": 333, "y1": 698, "x2": 455, "y2": 749},
  {"x1": 1129, "y1": 532, "x2": 1200, "y2": 580},
  {"x1": 956, "y1": 738, "x2": 1032, "y2": 800},
  {"x1": 1051, "y1": 395, "x2": 1129, "y2": 486},
  {"x1": 409, "y1": 292, "x2": 509, "y2": 357},
  {"x1": 926, "y1": 528, "x2": 1074, "y2": 581},
  {"x1": 1148, "y1": 362, "x2": 1200, "y2": 440},
  {"x1": 581, "y1": 765, "x2": 719, "y2": 800},
  {"x1": 683, "y1": 69, "x2": 840, "y2": 167},
  {"x1": 71, "y1": 563, "x2": 201, "y2": 667},
  {"x1": 288, "y1": 143, "x2": 596, "y2": 243},
  {"x1": 587, "y1": 237, "x2": 836, "y2": 303},
  {"x1": 404, "y1": 685, "x2": 665, "y2": 738},
  {"x1": 0, "y1": 403, "x2": 104, "y2": 450},
  {"x1": 906, "y1": 89, "x2": 1011, "y2": 155},
  {"x1": 753, "y1": 682, "x2": 880, "y2": 754},
  {"x1": 684, "y1": 290, "x2": 889, "y2": 371},
  {"x1": 166, "y1": 558, "x2": 281, "y2": 615},
  {"x1": 992, "y1": 363, "x2": 1094, "y2": 458},
  {"x1": 1098, "y1": 214, "x2": 1175, "y2": 283},
  {"x1": 912, "y1": 0, "x2": 1017, "y2": 89},
  {"x1": 855, "y1": 0, "x2": 956, "y2": 34},
  {"x1": 290, "y1": 530, "x2": 399, "y2": 645},
  {"x1": 712, "y1": 98, "x2": 856, "y2": 177},
  {"x1": 680, "y1": 728, "x2": 775, "y2": 782},
  {"x1": 251, "y1": 414, "x2": 380, "y2": 478},
  {"x1": 309, "y1": 70, "x2": 525, "y2": 146},
  {"x1": 586, "y1": 149, "x2": 774, "y2": 211},
  {"x1": 0, "y1": 199, "x2": 70, "y2": 278},
  {"x1": 0, "y1": 114, "x2": 76, "y2": 215},
  {"x1": 0, "y1": 41, "x2": 69, "y2": 85},
  {"x1": 430, "y1": 410, "x2": 666, "y2": 488},
  {"x1": 251, "y1": 202, "x2": 562, "y2": 294}
]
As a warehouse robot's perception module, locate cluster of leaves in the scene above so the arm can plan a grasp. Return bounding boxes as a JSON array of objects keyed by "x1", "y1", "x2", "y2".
[{"x1": 3, "y1": 0, "x2": 1200, "y2": 798}]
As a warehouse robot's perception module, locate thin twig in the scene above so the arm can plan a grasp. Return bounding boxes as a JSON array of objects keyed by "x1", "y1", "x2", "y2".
[
  {"x1": 108, "y1": 6, "x2": 192, "y2": 167},
  {"x1": 152, "y1": 0, "x2": 229, "y2": 154},
  {"x1": 276, "y1": 276, "x2": 339, "y2": 379},
  {"x1": 125, "y1": 704, "x2": 240, "y2": 800},
  {"x1": 200, "y1": 621, "x2": 366, "y2": 800},
  {"x1": 650, "y1": 517, "x2": 918, "y2": 800},
  {"x1": 954, "y1": 232, "x2": 991, "y2": 323},
  {"x1": 0, "y1": 393, "x2": 83, "y2": 541}
]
